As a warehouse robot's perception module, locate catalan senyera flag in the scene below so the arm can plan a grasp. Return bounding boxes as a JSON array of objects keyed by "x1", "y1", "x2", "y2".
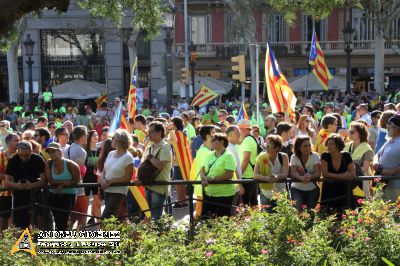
[
  {"x1": 309, "y1": 31, "x2": 332, "y2": 90},
  {"x1": 95, "y1": 94, "x2": 107, "y2": 108},
  {"x1": 191, "y1": 84, "x2": 218, "y2": 107},
  {"x1": 173, "y1": 131, "x2": 193, "y2": 180},
  {"x1": 127, "y1": 57, "x2": 138, "y2": 119},
  {"x1": 265, "y1": 43, "x2": 297, "y2": 115},
  {"x1": 108, "y1": 102, "x2": 128, "y2": 135},
  {"x1": 129, "y1": 168, "x2": 150, "y2": 218},
  {"x1": 235, "y1": 102, "x2": 249, "y2": 124}
]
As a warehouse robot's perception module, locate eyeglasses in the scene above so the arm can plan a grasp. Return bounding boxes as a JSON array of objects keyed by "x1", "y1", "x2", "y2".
[{"x1": 305, "y1": 120, "x2": 310, "y2": 123}]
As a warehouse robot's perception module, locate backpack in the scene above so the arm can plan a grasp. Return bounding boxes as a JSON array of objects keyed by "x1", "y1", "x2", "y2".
[
  {"x1": 137, "y1": 147, "x2": 161, "y2": 186},
  {"x1": 244, "y1": 135, "x2": 264, "y2": 170},
  {"x1": 245, "y1": 135, "x2": 264, "y2": 155}
]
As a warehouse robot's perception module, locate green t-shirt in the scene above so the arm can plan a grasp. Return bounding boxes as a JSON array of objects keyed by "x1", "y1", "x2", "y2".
[
  {"x1": 202, "y1": 150, "x2": 237, "y2": 197},
  {"x1": 13, "y1": 106, "x2": 23, "y2": 113},
  {"x1": 238, "y1": 135, "x2": 258, "y2": 179},
  {"x1": 142, "y1": 108, "x2": 151, "y2": 117},
  {"x1": 194, "y1": 145, "x2": 212, "y2": 196},
  {"x1": 202, "y1": 113, "x2": 218, "y2": 124},
  {"x1": 185, "y1": 123, "x2": 196, "y2": 143},
  {"x1": 60, "y1": 106, "x2": 67, "y2": 114},
  {"x1": 43, "y1": 91, "x2": 53, "y2": 102}
]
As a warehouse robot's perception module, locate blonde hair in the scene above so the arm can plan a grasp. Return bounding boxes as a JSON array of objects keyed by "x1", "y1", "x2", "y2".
[
  {"x1": 22, "y1": 130, "x2": 35, "y2": 140},
  {"x1": 113, "y1": 129, "x2": 132, "y2": 150},
  {"x1": 297, "y1": 114, "x2": 313, "y2": 138}
]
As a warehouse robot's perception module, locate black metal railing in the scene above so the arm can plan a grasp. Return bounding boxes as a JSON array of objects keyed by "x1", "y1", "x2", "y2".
[{"x1": 0, "y1": 176, "x2": 398, "y2": 240}]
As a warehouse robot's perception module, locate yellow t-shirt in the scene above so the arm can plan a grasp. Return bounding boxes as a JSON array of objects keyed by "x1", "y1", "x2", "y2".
[
  {"x1": 314, "y1": 129, "x2": 333, "y2": 156},
  {"x1": 134, "y1": 129, "x2": 147, "y2": 143},
  {"x1": 255, "y1": 152, "x2": 273, "y2": 191}
]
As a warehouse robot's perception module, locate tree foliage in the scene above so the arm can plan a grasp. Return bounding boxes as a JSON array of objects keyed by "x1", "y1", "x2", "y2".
[
  {"x1": 76, "y1": 0, "x2": 167, "y2": 40},
  {"x1": 360, "y1": 0, "x2": 400, "y2": 40},
  {"x1": 225, "y1": 0, "x2": 348, "y2": 43}
]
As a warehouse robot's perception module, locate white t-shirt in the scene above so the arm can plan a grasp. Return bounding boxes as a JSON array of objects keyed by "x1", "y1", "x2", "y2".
[
  {"x1": 227, "y1": 143, "x2": 242, "y2": 179},
  {"x1": 290, "y1": 152, "x2": 320, "y2": 191},
  {"x1": 104, "y1": 151, "x2": 134, "y2": 194}
]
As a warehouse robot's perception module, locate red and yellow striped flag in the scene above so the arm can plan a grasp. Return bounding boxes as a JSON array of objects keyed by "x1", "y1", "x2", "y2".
[
  {"x1": 309, "y1": 31, "x2": 332, "y2": 90},
  {"x1": 129, "y1": 168, "x2": 150, "y2": 218},
  {"x1": 173, "y1": 131, "x2": 193, "y2": 180},
  {"x1": 265, "y1": 43, "x2": 297, "y2": 115},
  {"x1": 191, "y1": 84, "x2": 218, "y2": 107},
  {"x1": 127, "y1": 57, "x2": 138, "y2": 119},
  {"x1": 95, "y1": 94, "x2": 107, "y2": 108}
]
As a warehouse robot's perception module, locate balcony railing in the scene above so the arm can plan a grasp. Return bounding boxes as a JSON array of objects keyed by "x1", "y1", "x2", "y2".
[{"x1": 175, "y1": 40, "x2": 400, "y2": 57}]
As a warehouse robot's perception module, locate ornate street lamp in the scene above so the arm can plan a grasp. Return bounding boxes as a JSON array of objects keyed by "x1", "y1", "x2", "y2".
[
  {"x1": 23, "y1": 34, "x2": 35, "y2": 110},
  {"x1": 342, "y1": 22, "x2": 354, "y2": 93}
]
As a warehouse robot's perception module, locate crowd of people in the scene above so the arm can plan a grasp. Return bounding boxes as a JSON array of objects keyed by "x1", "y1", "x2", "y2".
[{"x1": 0, "y1": 88, "x2": 400, "y2": 232}]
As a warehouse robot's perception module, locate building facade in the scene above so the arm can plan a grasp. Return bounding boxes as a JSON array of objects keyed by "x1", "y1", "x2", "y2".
[
  {"x1": 173, "y1": 1, "x2": 400, "y2": 94},
  {"x1": 0, "y1": 0, "x2": 169, "y2": 104}
]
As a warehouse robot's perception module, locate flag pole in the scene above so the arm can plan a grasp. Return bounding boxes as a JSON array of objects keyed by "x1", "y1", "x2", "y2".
[
  {"x1": 255, "y1": 44, "x2": 260, "y2": 125},
  {"x1": 306, "y1": 18, "x2": 316, "y2": 99}
]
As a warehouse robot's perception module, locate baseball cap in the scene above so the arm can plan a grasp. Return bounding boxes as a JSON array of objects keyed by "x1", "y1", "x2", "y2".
[
  {"x1": 45, "y1": 142, "x2": 61, "y2": 152},
  {"x1": 237, "y1": 119, "x2": 251, "y2": 129}
]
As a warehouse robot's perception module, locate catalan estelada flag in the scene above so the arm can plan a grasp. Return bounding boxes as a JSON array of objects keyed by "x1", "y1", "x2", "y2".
[
  {"x1": 127, "y1": 57, "x2": 138, "y2": 119},
  {"x1": 95, "y1": 94, "x2": 107, "y2": 108},
  {"x1": 108, "y1": 102, "x2": 128, "y2": 135},
  {"x1": 309, "y1": 31, "x2": 332, "y2": 90},
  {"x1": 235, "y1": 102, "x2": 249, "y2": 124},
  {"x1": 265, "y1": 43, "x2": 297, "y2": 115},
  {"x1": 129, "y1": 168, "x2": 150, "y2": 219},
  {"x1": 173, "y1": 131, "x2": 192, "y2": 180},
  {"x1": 191, "y1": 84, "x2": 218, "y2": 107}
]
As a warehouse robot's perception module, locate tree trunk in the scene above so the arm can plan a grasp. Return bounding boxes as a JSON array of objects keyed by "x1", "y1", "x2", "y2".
[
  {"x1": 6, "y1": 42, "x2": 20, "y2": 103},
  {"x1": 374, "y1": 30, "x2": 385, "y2": 95}
]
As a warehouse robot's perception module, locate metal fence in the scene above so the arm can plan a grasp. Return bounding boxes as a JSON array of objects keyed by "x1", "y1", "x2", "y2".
[{"x1": 0, "y1": 176, "x2": 398, "y2": 240}]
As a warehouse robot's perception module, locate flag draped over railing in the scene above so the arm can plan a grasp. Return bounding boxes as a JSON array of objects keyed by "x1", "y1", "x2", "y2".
[
  {"x1": 265, "y1": 43, "x2": 297, "y2": 115},
  {"x1": 309, "y1": 31, "x2": 332, "y2": 90},
  {"x1": 127, "y1": 57, "x2": 138, "y2": 119},
  {"x1": 191, "y1": 84, "x2": 218, "y2": 107}
]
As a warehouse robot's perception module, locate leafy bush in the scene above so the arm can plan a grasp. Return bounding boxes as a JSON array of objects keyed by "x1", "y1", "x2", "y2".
[{"x1": 0, "y1": 188, "x2": 399, "y2": 266}]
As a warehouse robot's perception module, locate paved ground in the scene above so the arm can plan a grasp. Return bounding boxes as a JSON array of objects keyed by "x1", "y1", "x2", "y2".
[{"x1": 82, "y1": 186, "x2": 192, "y2": 231}]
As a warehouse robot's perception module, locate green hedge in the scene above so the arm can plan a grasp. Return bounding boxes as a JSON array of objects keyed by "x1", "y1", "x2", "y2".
[{"x1": 1, "y1": 187, "x2": 399, "y2": 266}]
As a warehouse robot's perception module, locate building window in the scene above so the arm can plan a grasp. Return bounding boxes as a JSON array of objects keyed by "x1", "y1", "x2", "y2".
[
  {"x1": 40, "y1": 30, "x2": 105, "y2": 87},
  {"x1": 190, "y1": 15, "x2": 210, "y2": 43},
  {"x1": 352, "y1": 9, "x2": 374, "y2": 41},
  {"x1": 267, "y1": 14, "x2": 287, "y2": 42},
  {"x1": 226, "y1": 14, "x2": 234, "y2": 42},
  {"x1": 301, "y1": 15, "x2": 328, "y2": 41}
]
